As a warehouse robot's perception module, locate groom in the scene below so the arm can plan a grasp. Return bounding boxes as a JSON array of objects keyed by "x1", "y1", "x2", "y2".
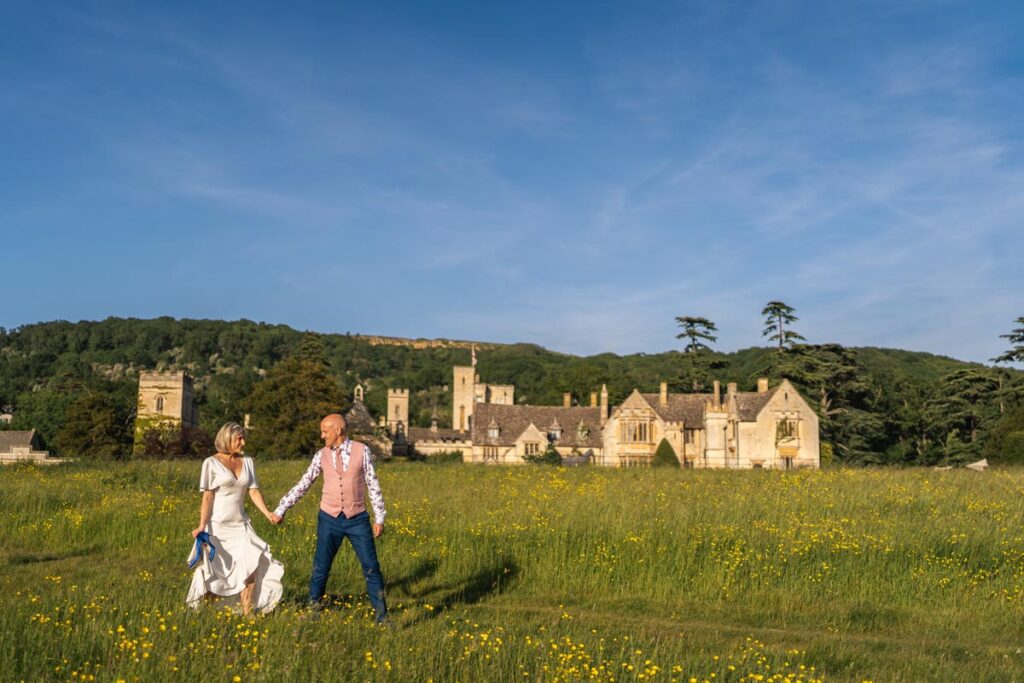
[{"x1": 273, "y1": 413, "x2": 388, "y2": 622}]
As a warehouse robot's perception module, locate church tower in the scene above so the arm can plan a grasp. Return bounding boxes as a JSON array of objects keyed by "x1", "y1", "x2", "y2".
[
  {"x1": 386, "y1": 388, "x2": 409, "y2": 435},
  {"x1": 452, "y1": 365, "x2": 476, "y2": 432},
  {"x1": 134, "y1": 371, "x2": 198, "y2": 453}
]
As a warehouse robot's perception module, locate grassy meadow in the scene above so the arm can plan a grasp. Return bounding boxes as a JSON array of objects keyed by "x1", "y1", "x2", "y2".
[{"x1": 1, "y1": 460, "x2": 1023, "y2": 682}]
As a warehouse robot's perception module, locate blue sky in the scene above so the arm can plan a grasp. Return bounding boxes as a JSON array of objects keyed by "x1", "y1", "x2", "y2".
[{"x1": 2, "y1": 1, "x2": 1022, "y2": 363}]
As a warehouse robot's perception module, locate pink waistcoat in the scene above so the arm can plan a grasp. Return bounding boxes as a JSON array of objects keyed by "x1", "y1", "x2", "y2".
[{"x1": 320, "y1": 442, "x2": 367, "y2": 518}]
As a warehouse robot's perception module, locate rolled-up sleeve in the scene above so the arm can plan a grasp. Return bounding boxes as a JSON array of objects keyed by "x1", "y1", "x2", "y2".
[
  {"x1": 362, "y1": 448, "x2": 386, "y2": 524},
  {"x1": 274, "y1": 451, "x2": 322, "y2": 517}
]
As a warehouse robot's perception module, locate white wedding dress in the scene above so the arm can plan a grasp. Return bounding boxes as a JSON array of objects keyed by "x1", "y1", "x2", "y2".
[{"x1": 185, "y1": 456, "x2": 284, "y2": 612}]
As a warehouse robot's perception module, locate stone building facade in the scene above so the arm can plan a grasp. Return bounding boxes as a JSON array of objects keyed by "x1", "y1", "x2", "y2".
[
  {"x1": 392, "y1": 363, "x2": 820, "y2": 469},
  {"x1": 406, "y1": 415, "x2": 473, "y2": 457},
  {"x1": 601, "y1": 378, "x2": 819, "y2": 469},
  {"x1": 0, "y1": 430, "x2": 55, "y2": 465},
  {"x1": 133, "y1": 371, "x2": 198, "y2": 452},
  {"x1": 467, "y1": 403, "x2": 604, "y2": 464},
  {"x1": 386, "y1": 388, "x2": 409, "y2": 434},
  {"x1": 450, "y1": 364, "x2": 515, "y2": 432}
]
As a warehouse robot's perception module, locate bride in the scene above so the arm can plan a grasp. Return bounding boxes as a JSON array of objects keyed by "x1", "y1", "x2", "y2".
[{"x1": 186, "y1": 422, "x2": 284, "y2": 614}]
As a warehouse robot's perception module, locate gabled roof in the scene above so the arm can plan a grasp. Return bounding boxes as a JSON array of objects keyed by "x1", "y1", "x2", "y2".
[
  {"x1": 344, "y1": 401, "x2": 377, "y2": 436},
  {"x1": 636, "y1": 384, "x2": 782, "y2": 424},
  {"x1": 638, "y1": 393, "x2": 707, "y2": 425},
  {"x1": 472, "y1": 403, "x2": 603, "y2": 448},
  {"x1": 733, "y1": 385, "x2": 780, "y2": 421},
  {"x1": 0, "y1": 430, "x2": 38, "y2": 452},
  {"x1": 407, "y1": 426, "x2": 471, "y2": 443}
]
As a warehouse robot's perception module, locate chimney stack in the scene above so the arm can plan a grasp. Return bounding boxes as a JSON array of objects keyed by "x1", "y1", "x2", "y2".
[
  {"x1": 727, "y1": 382, "x2": 737, "y2": 400},
  {"x1": 757, "y1": 378, "x2": 769, "y2": 393},
  {"x1": 600, "y1": 384, "x2": 609, "y2": 425},
  {"x1": 713, "y1": 380, "x2": 721, "y2": 409},
  {"x1": 659, "y1": 382, "x2": 668, "y2": 407},
  {"x1": 563, "y1": 392, "x2": 572, "y2": 408},
  {"x1": 590, "y1": 391, "x2": 598, "y2": 407}
]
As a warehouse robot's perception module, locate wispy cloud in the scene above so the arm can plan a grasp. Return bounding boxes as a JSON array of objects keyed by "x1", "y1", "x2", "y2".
[{"x1": 3, "y1": 2, "x2": 1023, "y2": 363}]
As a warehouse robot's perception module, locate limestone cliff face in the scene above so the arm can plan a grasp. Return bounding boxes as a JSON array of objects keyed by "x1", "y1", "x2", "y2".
[{"x1": 355, "y1": 335, "x2": 501, "y2": 351}]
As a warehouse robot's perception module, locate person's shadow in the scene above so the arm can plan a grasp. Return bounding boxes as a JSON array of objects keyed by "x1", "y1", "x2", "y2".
[
  {"x1": 280, "y1": 556, "x2": 519, "y2": 625},
  {"x1": 280, "y1": 558, "x2": 442, "y2": 607},
  {"x1": 403, "y1": 556, "x2": 519, "y2": 625},
  {"x1": 389, "y1": 558, "x2": 441, "y2": 597}
]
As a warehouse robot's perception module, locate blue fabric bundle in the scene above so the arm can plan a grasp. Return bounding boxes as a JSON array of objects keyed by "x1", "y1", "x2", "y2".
[{"x1": 187, "y1": 531, "x2": 216, "y2": 569}]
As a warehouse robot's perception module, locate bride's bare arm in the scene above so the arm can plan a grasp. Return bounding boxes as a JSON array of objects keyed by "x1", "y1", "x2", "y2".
[
  {"x1": 192, "y1": 490, "x2": 214, "y2": 537},
  {"x1": 248, "y1": 489, "x2": 280, "y2": 524}
]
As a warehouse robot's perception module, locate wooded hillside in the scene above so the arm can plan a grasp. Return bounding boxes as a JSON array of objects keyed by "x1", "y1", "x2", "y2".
[{"x1": 1, "y1": 317, "x2": 1021, "y2": 464}]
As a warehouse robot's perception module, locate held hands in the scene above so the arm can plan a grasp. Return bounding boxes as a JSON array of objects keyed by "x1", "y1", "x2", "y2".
[{"x1": 266, "y1": 512, "x2": 283, "y2": 525}]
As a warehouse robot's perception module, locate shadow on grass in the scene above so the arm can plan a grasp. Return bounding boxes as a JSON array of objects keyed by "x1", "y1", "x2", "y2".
[
  {"x1": 5, "y1": 545, "x2": 101, "y2": 565},
  {"x1": 279, "y1": 557, "x2": 443, "y2": 608},
  {"x1": 389, "y1": 558, "x2": 441, "y2": 597},
  {"x1": 404, "y1": 556, "x2": 519, "y2": 625},
  {"x1": 275, "y1": 556, "x2": 518, "y2": 627}
]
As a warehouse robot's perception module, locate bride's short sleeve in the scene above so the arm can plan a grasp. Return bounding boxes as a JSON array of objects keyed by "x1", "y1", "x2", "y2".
[
  {"x1": 199, "y1": 457, "x2": 218, "y2": 492},
  {"x1": 246, "y1": 457, "x2": 260, "y2": 490}
]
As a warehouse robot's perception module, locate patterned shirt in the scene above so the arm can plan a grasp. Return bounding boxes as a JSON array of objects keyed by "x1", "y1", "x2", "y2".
[{"x1": 273, "y1": 438, "x2": 386, "y2": 523}]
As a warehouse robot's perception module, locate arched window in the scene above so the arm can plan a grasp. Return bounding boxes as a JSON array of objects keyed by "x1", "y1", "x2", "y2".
[{"x1": 155, "y1": 396, "x2": 165, "y2": 413}]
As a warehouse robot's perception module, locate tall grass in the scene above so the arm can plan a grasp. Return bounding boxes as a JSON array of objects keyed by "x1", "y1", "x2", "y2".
[{"x1": 1, "y1": 461, "x2": 1022, "y2": 681}]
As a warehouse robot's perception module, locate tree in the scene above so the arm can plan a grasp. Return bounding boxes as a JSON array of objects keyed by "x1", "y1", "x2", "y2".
[
  {"x1": 761, "y1": 301, "x2": 805, "y2": 352},
  {"x1": 755, "y1": 343, "x2": 882, "y2": 463},
  {"x1": 198, "y1": 369, "x2": 260, "y2": 434},
  {"x1": 652, "y1": 439, "x2": 680, "y2": 467},
  {"x1": 524, "y1": 442, "x2": 562, "y2": 466},
  {"x1": 54, "y1": 393, "x2": 132, "y2": 458},
  {"x1": 9, "y1": 389, "x2": 79, "y2": 452},
  {"x1": 295, "y1": 333, "x2": 329, "y2": 365},
  {"x1": 675, "y1": 317, "x2": 718, "y2": 354},
  {"x1": 993, "y1": 317, "x2": 1024, "y2": 364},
  {"x1": 879, "y1": 377, "x2": 938, "y2": 464},
  {"x1": 999, "y1": 432, "x2": 1024, "y2": 465},
  {"x1": 674, "y1": 316, "x2": 721, "y2": 392},
  {"x1": 982, "y1": 404, "x2": 1024, "y2": 461},
  {"x1": 926, "y1": 368, "x2": 1002, "y2": 462},
  {"x1": 556, "y1": 363, "x2": 611, "y2": 406},
  {"x1": 137, "y1": 424, "x2": 213, "y2": 458},
  {"x1": 244, "y1": 357, "x2": 350, "y2": 458}
]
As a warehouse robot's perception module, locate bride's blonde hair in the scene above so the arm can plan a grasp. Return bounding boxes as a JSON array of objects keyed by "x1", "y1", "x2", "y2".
[{"x1": 214, "y1": 422, "x2": 245, "y2": 454}]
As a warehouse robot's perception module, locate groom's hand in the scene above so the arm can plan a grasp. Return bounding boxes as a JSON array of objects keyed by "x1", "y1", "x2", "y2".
[
  {"x1": 268, "y1": 513, "x2": 283, "y2": 525},
  {"x1": 373, "y1": 523, "x2": 383, "y2": 538}
]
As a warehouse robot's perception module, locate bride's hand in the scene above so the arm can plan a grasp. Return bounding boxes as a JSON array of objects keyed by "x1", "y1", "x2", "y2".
[{"x1": 191, "y1": 527, "x2": 203, "y2": 538}]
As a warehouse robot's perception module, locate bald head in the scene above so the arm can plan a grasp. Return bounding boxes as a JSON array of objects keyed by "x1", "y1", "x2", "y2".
[{"x1": 320, "y1": 413, "x2": 347, "y2": 448}]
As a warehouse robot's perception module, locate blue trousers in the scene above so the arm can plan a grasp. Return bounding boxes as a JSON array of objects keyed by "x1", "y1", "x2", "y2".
[{"x1": 311, "y1": 509, "x2": 387, "y2": 620}]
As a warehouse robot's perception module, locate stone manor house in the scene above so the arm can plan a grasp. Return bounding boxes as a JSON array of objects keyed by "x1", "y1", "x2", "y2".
[
  {"x1": 130, "y1": 364, "x2": 819, "y2": 469},
  {"x1": 389, "y1": 362, "x2": 820, "y2": 469}
]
